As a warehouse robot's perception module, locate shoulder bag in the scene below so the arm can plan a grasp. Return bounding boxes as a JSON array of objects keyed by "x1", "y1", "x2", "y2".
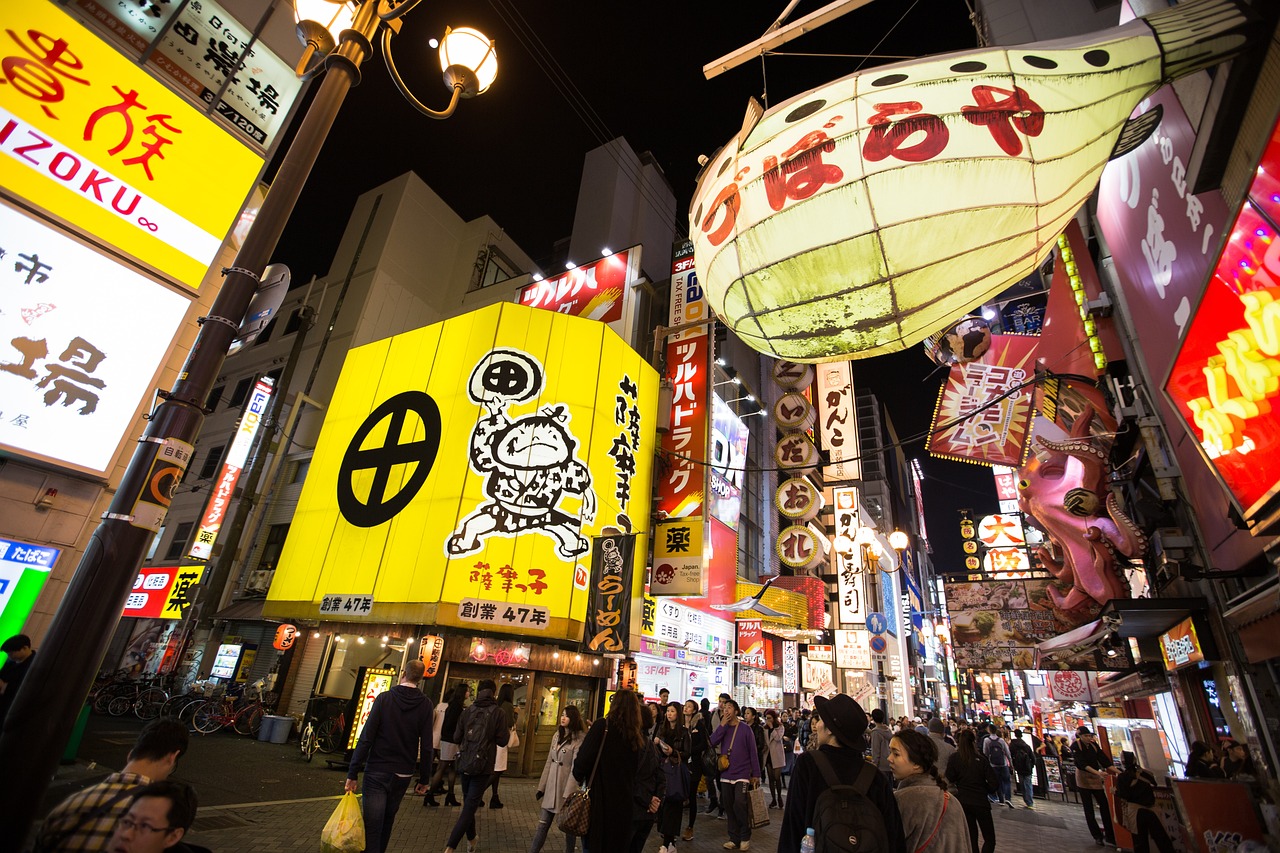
[
  {"x1": 558, "y1": 722, "x2": 605, "y2": 836},
  {"x1": 718, "y1": 725, "x2": 738, "y2": 772},
  {"x1": 915, "y1": 791, "x2": 951, "y2": 853}
]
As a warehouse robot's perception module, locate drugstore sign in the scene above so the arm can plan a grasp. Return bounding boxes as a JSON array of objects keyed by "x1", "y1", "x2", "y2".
[{"x1": 0, "y1": 2, "x2": 264, "y2": 289}]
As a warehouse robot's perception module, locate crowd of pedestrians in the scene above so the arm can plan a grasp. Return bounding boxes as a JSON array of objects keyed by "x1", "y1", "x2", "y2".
[{"x1": 25, "y1": 667, "x2": 1249, "y2": 853}]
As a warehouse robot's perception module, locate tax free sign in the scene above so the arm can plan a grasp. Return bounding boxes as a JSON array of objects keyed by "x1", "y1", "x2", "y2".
[
  {"x1": 0, "y1": 2, "x2": 264, "y2": 290},
  {"x1": 267, "y1": 303, "x2": 659, "y2": 641}
]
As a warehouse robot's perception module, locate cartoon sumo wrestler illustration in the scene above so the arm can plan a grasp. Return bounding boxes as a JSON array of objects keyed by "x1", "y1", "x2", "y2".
[{"x1": 447, "y1": 348, "x2": 597, "y2": 559}]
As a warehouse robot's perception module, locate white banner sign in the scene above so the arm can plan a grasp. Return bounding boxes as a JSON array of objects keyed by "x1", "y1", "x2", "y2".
[
  {"x1": 816, "y1": 360, "x2": 859, "y2": 481},
  {"x1": 801, "y1": 655, "x2": 832, "y2": 690},
  {"x1": 835, "y1": 629, "x2": 872, "y2": 670},
  {"x1": 833, "y1": 486, "x2": 865, "y2": 624},
  {"x1": 783, "y1": 640, "x2": 799, "y2": 693},
  {"x1": 0, "y1": 204, "x2": 189, "y2": 474}
]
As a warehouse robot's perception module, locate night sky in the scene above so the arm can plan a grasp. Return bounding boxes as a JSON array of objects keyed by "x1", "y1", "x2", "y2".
[{"x1": 273, "y1": 0, "x2": 998, "y2": 568}]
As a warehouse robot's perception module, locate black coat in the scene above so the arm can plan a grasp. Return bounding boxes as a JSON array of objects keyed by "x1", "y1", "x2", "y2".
[
  {"x1": 778, "y1": 744, "x2": 907, "y2": 853},
  {"x1": 946, "y1": 751, "x2": 996, "y2": 809},
  {"x1": 574, "y1": 719, "x2": 665, "y2": 851}
]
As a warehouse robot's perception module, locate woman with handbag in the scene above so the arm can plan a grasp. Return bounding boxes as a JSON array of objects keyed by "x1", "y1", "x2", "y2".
[
  {"x1": 682, "y1": 699, "x2": 716, "y2": 841},
  {"x1": 651, "y1": 703, "x2": 692, "y2": 853},
  {"x1": 530, "y1": 706, "x2": 586, "y2": 853},
  {"x1": 570, "y1": 690, "x2": 665, "y2": 853},
  {"x1": 1115, "y1": 751, "x2": 1174, "y2": 853},
  {"x1": 890, "y1": 730, "x2": 970, "y2": 853},
  {"x1": 709, "y1": 698, "x2": 760, "y2": 851},
  {"x1": 945, "y1": 729, "x2": 997, "y2": 853}
]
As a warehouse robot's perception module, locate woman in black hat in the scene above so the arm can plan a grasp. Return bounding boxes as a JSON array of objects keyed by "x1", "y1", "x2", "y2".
[{"x1": 777, "y1": 694, "x2": 907, "y2": 853}]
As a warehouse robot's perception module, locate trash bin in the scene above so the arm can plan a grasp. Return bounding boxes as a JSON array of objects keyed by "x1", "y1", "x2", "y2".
[{"x1": 259, "y1": 715, "x2": 294, "y2": 744}]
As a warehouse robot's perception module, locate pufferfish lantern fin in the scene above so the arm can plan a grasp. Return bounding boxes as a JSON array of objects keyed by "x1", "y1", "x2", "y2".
[
  {"x1": 1108, "y1": 104, "x2": 1163, "y2": 161},
  {"x1": 739, "y1": 96, "x2": 764, "y2": 151},
  {"x1": 1143, "y1": 0, "x2": 1255, "y2": 81}
]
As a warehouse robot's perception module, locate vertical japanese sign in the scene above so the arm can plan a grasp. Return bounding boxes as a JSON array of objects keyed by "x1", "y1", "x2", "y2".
[
  {"x1": 815, "y1": 360, "x2": 860, "y2": 481},
  {"x1": 0, "y1": 2, "x2": 265, "y2": 289},
  {"x1": 0, "y1": 537, "x2": 60, "y2": 643},
  {"x1": 188, "y1": 376, "x2": 273, "y2": 559},
  {"x1": 668, "y1": 240, "x2": 707, "y2": 338},
  {"x1": 737, "y1": 618, "x2": 771, "y2": 669},
  {"x1": 418, "y1": 634, "x2": 445, "y2": 676},
  {"x1": 652, "y1": 519, "x2": 704, "y2": 597},
  {"x1": 782, "y1": 640, "x2": 799, "y2": 693},
  {"x1": 347, "y1": 666, "x2": 396, "y2": 750},
  {"x1": 585, "y1": 532, "x2": 636, "y2": 653},
  {"x1": 834, "y1": 629, "x2": 871, "y2": 670},
  {"x1": 0, "y1": 204, "x2": 190, "y2": 475},
  {"x1": 927, "y1": 335, "x2": 1038, "y2": 466},
  {"x1": 833, "y1": 486, "x2": 865, "y2": 625}
]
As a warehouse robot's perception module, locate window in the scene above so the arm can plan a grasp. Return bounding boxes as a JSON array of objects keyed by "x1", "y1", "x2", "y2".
[
  {"x1": 146, "y1": 525, "x2": 165, "y2": 561},
  {"x1": 163, "y1": 522, "x2": 194, "y2": 561},
  {"x1": 199, "y1": 446, "x2": 224, "y2": 479},
  {"x1": 259, "y1": 523, "x2": 290, "y2": 571},
  {"x1": 291, "y1": 458, "x2": 311, "y2": 483},
  {"x1": 284, "y1": 307, "x2": 305, "y2": 335},
  {"x1": 206, "y1": 385, "x2": 224, "y2": 410},
  {"x1": 227, "y1": 377, "x2": 254, "y2": 408},
  {"x1": 266, "y1": 368, "x2": 283, "y2": 387}
]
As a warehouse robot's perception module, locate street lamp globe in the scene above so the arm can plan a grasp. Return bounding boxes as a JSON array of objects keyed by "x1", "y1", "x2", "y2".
[
  {"x1": 293, "y1": 0, "x2": 356, "y2": 52},
  {"x1": 440, "y1": 26, "x2": 498, "y2": 96},
  {"x1": 888, "y1": 529, "x2": 909, "y2": 551},
  {"x1": 853, "y1": 526, "x2": 875, "y2": 548}
]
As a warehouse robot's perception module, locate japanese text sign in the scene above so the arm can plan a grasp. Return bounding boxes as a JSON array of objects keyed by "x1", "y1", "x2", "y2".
[
  {"x1": 658, "y1": 334, "x2": 709, "y2": 518},
  {"x1": 266, "y1": 303, "x2": 657, "y2": 642},
  {"x1": 834, "y1": 629, "x2": 871, "y2": 671},
  {"x1": 652, "y1": 518, "x2": 704, "y2": 597},
  {"x1": 585, "y1": 532, "x2": 636, "y2": 653},
  {"x1": 1165, "y1": 115, "x2": 1280, "y2": 516},
  {"x1": 816, "y1": 360, "x2": 860, "y2": 481},
  {"x1": 1159, "y1": 616, "x2": 1206, "y2": 671},
  {"x1": 418, "y1": 634, "x2": 444, "y2": 676},
  {"x1": 782, "y1": 640, "x2": 799, "y2": 693},
  {"x1": 0, "y1": 3, "x2": 265, "y2": 289},
  {"x1": 737, "y1": 618, "x2": 772, "y2": 669},
  {"x1": 833, "y1": 486, "x2": 865, "y2": 625},
  {"x1": 122, "y1": 564, "x2": 204, "y2": 619},
  {"x1": 927, "y1": 334, "x2": 1038, "y2": 467},
  {"x1": 348, "y1": 666, "x2": 395, "y2": 751},
  {"x1": 0, "y1": 203, "x2": 189, "y2": 475},
  {"x1": 0, "y1": 536, "x2": 59, "y2": 642},
  {"x1": 669, "y1": 240, "x2": 708, "y2": 339},
  {"x1": 519, "y1": 247, "x2": 637, "y2": 330}
]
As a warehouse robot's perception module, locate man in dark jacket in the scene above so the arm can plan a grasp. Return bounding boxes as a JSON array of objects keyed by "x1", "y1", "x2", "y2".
[
  {"x1": 779, "y1": 694, "x2": 906, "y2": 853},
  {"x1": 1010, "y1": 729, "x2": 1037, "y2": 808},
  {"x1": 346, "y1": 660, "x2": 433, "y2": 853},
  {"x1": 444, "y1": 678, "x2": 510, "y2": 853}
]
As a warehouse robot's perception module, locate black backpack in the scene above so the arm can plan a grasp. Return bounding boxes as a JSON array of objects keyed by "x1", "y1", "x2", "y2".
[
  {"x1": 810, "y1": 751, "x2": 891, "y2": 853},
  {"x1": 456, "y1": 702, "x2": 500, "y2": 776},
  {"x1": 1011, "y1": 740, "x2": 1034, "y2": 775}
]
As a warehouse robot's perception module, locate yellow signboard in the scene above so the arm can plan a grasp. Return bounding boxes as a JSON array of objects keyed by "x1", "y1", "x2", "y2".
[
  {"x1": 0, "y1": 3, "x2": 264, "y2": 289},
  {"x1": 266, "y1": 303, "x2": 658, "y2": 640}
]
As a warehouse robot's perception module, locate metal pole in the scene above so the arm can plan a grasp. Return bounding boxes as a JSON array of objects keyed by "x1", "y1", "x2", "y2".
[{"x1": 0, "y1": 6, "x2": 380, "y2": 839}]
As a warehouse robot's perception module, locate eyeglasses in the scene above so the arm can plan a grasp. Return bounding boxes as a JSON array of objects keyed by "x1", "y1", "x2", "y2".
[{"x1": 118, "y1": 816, "x2": 172, "y2": 834}]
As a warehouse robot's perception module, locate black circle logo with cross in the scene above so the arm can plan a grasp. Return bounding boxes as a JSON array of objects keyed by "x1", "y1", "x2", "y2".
[{"x1": 338, "y1": 391, "x2": 442, "y2": 528}]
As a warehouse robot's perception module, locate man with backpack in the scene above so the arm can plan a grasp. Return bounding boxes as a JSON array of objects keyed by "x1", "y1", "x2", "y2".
[
  {"x1": 981, "y1": 727, "x2": 1015, "y2": 808},
  {"x1": 867, "y1": 707, "x2": 894, "y2": 786},
  {"x1": 778, "y1": 693, "x2": 906, "y2": 853},
  {"x1": 443, "y1": 678, "x2": 510, "y2": 853},
  {"x1": 1009, "y1": 729, "x2": 1037, "y2": 809}
]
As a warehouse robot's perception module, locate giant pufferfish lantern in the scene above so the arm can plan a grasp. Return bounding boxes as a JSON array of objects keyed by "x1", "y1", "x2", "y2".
[{"x1": 689, "y1": 0, "x2": 1254, "y2": 363}]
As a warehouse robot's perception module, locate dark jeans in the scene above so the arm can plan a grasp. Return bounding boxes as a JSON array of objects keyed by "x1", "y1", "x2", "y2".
[
  {"x1": 446, "y1": 772, "x2": 488, "y2": 849},
  {"x1": 1080, "y1": 787, "x2": 1115, "y2": 843},
  {"x1": 688, "y1": 762, "x2": 715, "y2": 827},
  {"x1": 959, "y1": 802, "x2": 995, "y2": 853},
  {"x1": 1132, "y1": 806, "x2": 1174, "y2": 853},
  {"x1": 992, "y1": 765, "x2": 1012, "y2": 803},
  {"x1": 720, "y1": 780, "x2": 751, "y2": 844},
  {"x1": 627, "y1": 818, "x2": 654, "y2": 853},
  {"x1": 1017, "y1": 772, "x2": 1034, "y2": 806},
  {"x1": 361, "y1": 772, "x2": 411, "y2": 853},
  {"x1": 529, "y1": 807, "x2": 576, "y2": 853}
]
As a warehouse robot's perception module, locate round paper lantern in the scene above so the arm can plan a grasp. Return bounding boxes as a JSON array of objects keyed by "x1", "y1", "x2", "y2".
[
  {"x1": 773, "y1": 391, "x2": 816, "y2": 432},
  {"x1": 774, "y1": 432, "x2": 820, "y2": 474},
  {"x1": 273, "y1": 623, "x2": 299, "y2": 651},
  {"x1": 771, "y1": 359, "x2": 815, "y2": 390},
  {"x1": 775, "y1": 476, "x2": 821, "y2": 521},
  {"x1": 688, "y1": 1, "x2": 1251, "y2": 362},
  {"x1": 777, "y1": 524, "x2": 823, "y2": 569}
]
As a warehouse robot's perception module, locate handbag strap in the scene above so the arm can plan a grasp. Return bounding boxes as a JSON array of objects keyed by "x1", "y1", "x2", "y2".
[
  {"x1": 915, "y1": 791, "x2": 950, "y2": 853},
  {"x1": 583, "y1": 721, "x2": 608, "y2": 791},
  {"x1": 727, "y1": 724, "x2": 737, "y2": 756}
]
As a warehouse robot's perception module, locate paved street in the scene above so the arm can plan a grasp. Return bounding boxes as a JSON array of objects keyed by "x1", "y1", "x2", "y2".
[{"x1": 30, "y1": 715, "x2": 1155, "y2": 852}]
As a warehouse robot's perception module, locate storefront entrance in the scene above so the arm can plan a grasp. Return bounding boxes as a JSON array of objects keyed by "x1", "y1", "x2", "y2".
[{"x1": 440, "y1": 663, "x2": 595, "y2": 776}]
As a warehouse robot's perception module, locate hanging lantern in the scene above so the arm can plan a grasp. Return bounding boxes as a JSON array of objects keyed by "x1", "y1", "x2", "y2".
[
  {"x1": 273, "y1": 623, "x2": 299, "y2": 651},
  {"x1": 688, "y1": 0, "x2": 1252, "y2": 362}
]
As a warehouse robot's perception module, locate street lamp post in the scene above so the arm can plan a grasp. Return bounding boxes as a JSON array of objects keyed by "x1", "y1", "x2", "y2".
[{"x1": 0, "y1": 1, "x2": 495, "y2": 839}]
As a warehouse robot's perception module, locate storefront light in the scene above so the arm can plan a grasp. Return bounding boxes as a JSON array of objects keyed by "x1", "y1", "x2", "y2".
[
  {"x1": 313, "y1": 631, "x2": 321, "y2": 639},
  {"x1": 382, "y1": 635, "x2": 390, "y2": 642},
  {"x1": 552, "y1": 650, "x2": 560, "y2": 658},
  {"x1": 357, "y1": 636, "x2": 366, "y2": 644}
]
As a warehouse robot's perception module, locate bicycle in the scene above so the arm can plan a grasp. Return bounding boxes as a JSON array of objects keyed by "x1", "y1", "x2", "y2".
[
  {"x1": 299, "y1": 716, "x2": 319, "y2": 762},
  {"x1": 317, "y1": 710, "x2": 347, "y2": 754},
  {"x1": 191, "y1": 681, "x2": 272, "y2": 737}
]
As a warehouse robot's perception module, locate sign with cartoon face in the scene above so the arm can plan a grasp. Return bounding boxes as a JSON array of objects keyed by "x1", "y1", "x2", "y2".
[{"x1": 267, "y1": 303, "x2": 658, "y2": 641}]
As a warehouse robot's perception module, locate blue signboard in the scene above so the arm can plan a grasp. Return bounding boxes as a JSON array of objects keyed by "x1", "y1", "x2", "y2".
[
  {"x1": 866, "y1": 612, "x2": 888, "y2": 636},
  {"x1": 880, "y1": 572, "x2": 898, "y2": 637},
  {"x1": 0, "y1": 536, "x2": 61, "y2": 642}
]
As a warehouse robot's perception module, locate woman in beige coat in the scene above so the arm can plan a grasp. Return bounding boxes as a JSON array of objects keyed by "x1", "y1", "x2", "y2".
[
  {"x1": 889, "y1": 730, "x2": 971, "y2": 853},
  {"x1": 530, "y1": 706, "x2": 586, "y2": 853}
]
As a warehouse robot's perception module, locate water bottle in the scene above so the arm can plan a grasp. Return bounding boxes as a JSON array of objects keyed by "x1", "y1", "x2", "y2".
[{"x1": 800, "y1": 827, "x2": 816, "y2": 853}]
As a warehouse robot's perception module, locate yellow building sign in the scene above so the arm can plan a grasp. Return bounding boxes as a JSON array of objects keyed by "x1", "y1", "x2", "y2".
[
  {"x1": 266, "y1": 303, "x2": 658, "y2": 640},
  {"x1": 0, "y1": 3, "x2": 264, "y2": 289}
]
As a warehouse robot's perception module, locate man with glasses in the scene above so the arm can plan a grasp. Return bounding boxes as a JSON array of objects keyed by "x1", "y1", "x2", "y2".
[{"x1": 106, "y1": 781, "x2": 204, "y2": 853}]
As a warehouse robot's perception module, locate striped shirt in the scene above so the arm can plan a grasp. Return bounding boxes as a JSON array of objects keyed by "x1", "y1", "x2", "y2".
[{"x1": 34, "y1": 771, "x2": 151, "y2": 852}]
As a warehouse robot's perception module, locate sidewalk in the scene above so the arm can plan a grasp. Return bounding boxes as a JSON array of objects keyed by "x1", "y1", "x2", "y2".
[{"x1": 185, "y1": 777, "x2": 1125, "y2": 852}]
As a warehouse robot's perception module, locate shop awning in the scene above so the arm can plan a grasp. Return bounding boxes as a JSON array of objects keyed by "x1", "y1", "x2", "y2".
[
  {"x1": 1034, "y1": 618, "x2": 1110, "y2": 667},
  {"x1": 1223, "y1": 573, "x2": 1280, "y2": 664},
  {"x1": 212, "y1": 598, "x2": 282, "y2": 623},
  {"x1": 1101, "y1": 597, "x2": 1206, "y2": 638}
]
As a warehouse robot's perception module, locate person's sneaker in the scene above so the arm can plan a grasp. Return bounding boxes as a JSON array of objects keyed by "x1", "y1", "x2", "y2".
[
  {"x1": 682, "y1": 828, "x2": 694, "y2": 842},
  {"x1": 722, "y1": 844, "x2": 738, "y2": 850},
  {"x1": 1024, "y1": 803, "x2": 1035, "y2": 809},
  {"x1": 489, "y1": 800, "x2": 504, "y2": 810},
  {"x1": 717, "y1": 812, "x2": 727, "y2": 820},
  {"x1": 658, "y1": 846, "x2": 668, "y2": 853},
  {"x1": 705, "y1": 804, "x2": 717, "y2": 815},
  {"x1": 740, "y1": 842, "x2": 750, "y2": 851}
]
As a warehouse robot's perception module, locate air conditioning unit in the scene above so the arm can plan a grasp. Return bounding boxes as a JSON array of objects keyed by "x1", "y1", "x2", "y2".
[{"x1": 244, "y1": 569, "x2": 274, "y2": 594}]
